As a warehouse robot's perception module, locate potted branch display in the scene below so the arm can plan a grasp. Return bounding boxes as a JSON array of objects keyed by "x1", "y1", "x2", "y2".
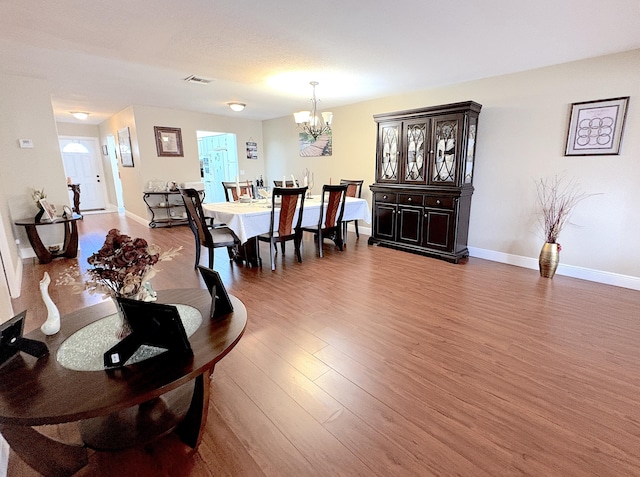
[{"x1": 535, "y1": 175, "x2": 592, "y2": 278}]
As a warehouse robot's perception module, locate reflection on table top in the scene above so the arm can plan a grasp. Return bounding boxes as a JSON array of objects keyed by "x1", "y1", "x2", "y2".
[{"x1": 202, "y1": 196, "x2": 371, "y2": 244}]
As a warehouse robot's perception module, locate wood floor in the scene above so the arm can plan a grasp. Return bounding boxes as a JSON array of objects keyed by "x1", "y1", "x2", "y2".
[{"x1": 8, "y1": 212, "x2": 640, "y2": 476}]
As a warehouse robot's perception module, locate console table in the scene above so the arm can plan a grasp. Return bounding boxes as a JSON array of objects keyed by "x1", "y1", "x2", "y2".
[
  {"x1": 0, "y1": 288, "x2": 246, "y2": 476},
  {"x1": 14, "y1": 214, "x2": 82, "y2": 264}
]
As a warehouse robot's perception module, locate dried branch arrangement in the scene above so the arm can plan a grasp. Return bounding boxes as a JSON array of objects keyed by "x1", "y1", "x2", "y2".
[{"x1": 535, "y1": 175, "x2": 593, "y2": 244}]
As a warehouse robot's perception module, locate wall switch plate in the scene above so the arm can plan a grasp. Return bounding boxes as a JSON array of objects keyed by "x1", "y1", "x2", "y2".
[{"x1": 18, "y1": 139, "x2": 34, "y2": 148}]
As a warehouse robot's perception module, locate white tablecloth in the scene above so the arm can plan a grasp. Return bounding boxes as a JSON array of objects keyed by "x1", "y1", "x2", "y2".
[{"x1": 202, "y1": 197, "x2": 371, "y2": 244}]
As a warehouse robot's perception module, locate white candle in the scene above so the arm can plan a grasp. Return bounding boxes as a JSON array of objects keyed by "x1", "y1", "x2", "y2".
[
  {"x1": 291, "y1": 174, "x2": 297, "y2": 187},
  {"x1": 235, "y1": 176, "x2": 241, "y2": 199},
  {"x1": 282, "y1": 176, "x2": 287, "y2": 188},
  {"x1": 303, "y1": 175, "x2": 308, "y2": 187}
]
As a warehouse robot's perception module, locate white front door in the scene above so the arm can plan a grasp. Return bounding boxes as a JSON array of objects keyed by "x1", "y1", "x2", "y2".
[{"x1": 59, "y1": 137, "x2": 107, "y2": 211}]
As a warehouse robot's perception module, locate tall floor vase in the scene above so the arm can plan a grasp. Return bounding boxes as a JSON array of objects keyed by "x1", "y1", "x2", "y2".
[{"x1": 539, "y1": 242, "x2": 560, "y2": 278}]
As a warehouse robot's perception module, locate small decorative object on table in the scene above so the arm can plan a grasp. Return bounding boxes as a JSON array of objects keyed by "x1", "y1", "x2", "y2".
[
  {"x1": 39, "y1": 272, "x2": 60, "y2": 335},
  {"x1": 302, "y1": 168, "x2": 314, "y2": 198},
  {"x1": 32, "y1": 187, "x2": 46, "y2": 222},
  {"x1": 535, "y1": 175, "x2": 594, "y2": 278},
  {"x1": 84, "y1": 229, "x2": 181, "y2": 337}
]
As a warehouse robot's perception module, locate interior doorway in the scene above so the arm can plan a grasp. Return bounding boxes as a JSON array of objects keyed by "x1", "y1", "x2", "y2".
[
  {"x1": 59, "y1": 136, "x2": 108, "y2": 211},
  {"x1": 197, "y1": 131, "x2": 238, "y2": 203}
]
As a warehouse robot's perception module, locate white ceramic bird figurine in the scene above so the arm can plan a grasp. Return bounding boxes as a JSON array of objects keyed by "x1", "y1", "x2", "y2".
[{"x1": 40, "y1": 271, "x2": 61, "y2": 335}]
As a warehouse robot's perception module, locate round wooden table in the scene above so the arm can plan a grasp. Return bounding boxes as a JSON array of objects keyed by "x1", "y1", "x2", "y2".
[{"x1": 0, "y1": 288, "x2": 246, "y2": 476}]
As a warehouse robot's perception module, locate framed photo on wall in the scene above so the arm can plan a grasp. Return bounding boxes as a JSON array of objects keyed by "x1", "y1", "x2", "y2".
[
  {"x1": 118, "y1": 127, "x2": 134, "y2": 167},
  {"x1": 154, "y1": 126, "x2": 184, "y2": 157},
  {"x1": 565, "y1": 97, "x2": 629, "y2": 156}
]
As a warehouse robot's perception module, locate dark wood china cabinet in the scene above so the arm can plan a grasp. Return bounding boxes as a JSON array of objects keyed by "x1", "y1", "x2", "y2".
[{"x1": 368, "y1": 101, "x2": 481, "y2": 263}]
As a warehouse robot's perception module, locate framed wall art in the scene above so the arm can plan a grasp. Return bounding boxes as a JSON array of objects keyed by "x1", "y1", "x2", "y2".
[
  {"x1": 565, "y1": 97, "x2": 629, "y2": 156},
  {"x1": 117, "y1": 127, "x2": 134, "y2": 167},
  {"x1": 154, "y1": 126, "x2": 184, "y2": 157}
]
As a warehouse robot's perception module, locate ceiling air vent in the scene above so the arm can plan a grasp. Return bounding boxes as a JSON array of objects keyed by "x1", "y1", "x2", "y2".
[{"x1": 183, "y1": 75, "x2": 212, "y2": 85}]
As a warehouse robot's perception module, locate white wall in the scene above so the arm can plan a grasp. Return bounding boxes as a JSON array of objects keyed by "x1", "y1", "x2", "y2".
[
  {"x1": 0, "y1": 73, "x2": 71, "y2": 299},
  {"x1": 263, "y1": 49, "x2": 640, "y2": 284}
]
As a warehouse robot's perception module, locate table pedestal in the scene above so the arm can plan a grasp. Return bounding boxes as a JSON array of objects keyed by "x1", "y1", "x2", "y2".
[{"x1": 14, "y1": 215, "x2": 81, "y2": 264}]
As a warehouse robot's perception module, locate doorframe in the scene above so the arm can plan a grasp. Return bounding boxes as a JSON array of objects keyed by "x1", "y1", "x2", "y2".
[{"x1": 58, "y1": 136, "x2": 109, "y2": 211}]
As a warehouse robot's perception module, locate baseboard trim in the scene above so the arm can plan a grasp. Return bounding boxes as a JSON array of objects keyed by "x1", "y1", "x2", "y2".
[
  {"x1": 125, "y1": 210, "x2": 151, "y2": 227},
  {"x1": 468, "y1": 246, "x2": 640, "y2": 291}
]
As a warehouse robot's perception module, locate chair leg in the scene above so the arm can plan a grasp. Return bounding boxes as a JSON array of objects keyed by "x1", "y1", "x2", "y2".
[
  {"x1": 194, "y1": 245, "x2": 201, "y2": 270},
  {"x1": 256, "y1": 239, "x2": 262, "y2": 267},
  {"x1": 336, "y1": 225, "x2": 344, "y2": 251},
  {"x1": 208, "y1": 246, "x2": 214, "y2": 269},
  {"x1": 270, "y1": 239, "x2": 276, "y2": 271},
  {"x1": 295, "y1": 232, "x2": 303, "y2": 263},
  {"x1": 355, "y1": 221, "x2": 359, "y2": 238},
  {"x1": 318, "y1": 229, "x2": 323, "y2": 258},
  {"x1": 280, "y1": 242, "x2": 285, "y2": 255}
]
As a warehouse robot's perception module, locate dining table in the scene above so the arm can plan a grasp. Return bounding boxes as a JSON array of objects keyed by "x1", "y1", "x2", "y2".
[{"x1": 202, "y1": 196, "x2": 371, "y2": 266}]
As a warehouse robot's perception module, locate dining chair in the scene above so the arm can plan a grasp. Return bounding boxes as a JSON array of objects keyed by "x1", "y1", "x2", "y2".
[
  {"x1": 273, "y1": 180, "x2": 299, "y2": 187},
  {"x1": 222, "y1": 181, "x2": 254, "y2": 202},
  {"x1": 302, "y1": 184, "x2": 348, "y2": 258},
  {"x1": 340, "y1": 179, "x2": 364, "y2": 239},
  {"x1": 257, "y1": 186, "x2": 307, "y2": 271},
  {"x1": 179, "y1": 188, "x2": 239, "y2": 269}
]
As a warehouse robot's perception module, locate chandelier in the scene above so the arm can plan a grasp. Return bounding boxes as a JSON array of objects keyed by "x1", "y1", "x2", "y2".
[{"x1": 293, "y1": 81, "x2": 333, "y2": 141}]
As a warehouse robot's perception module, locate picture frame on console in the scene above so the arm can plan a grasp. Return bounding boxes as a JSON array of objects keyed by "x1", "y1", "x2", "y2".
[
  {"x1": 39, "y1": 199, "x2": 56, "y2": 220},
  {"x1": 565, "y1": 96, "x2": 629, "y2": 156}
]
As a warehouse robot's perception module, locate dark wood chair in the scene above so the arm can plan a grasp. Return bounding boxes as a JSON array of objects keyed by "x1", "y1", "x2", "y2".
[
  {"x1": 222, "y1": 181, "x2": 254, "y2": 202},
  {"x1": 257, "y1": 186, "x2": 307, "y2": 270},
  {"x1": 273, "y1": 180, "x2": 299, "y2": 187},
  {"x1": 302, "y1": 184, "x2": 348, "y2": 257},
  {"x1": 179, "y1": 188, "x2": 239, "y2": 269},
  {"x1": 340, "y1": 179, "x2": 364, "y2": 239}
]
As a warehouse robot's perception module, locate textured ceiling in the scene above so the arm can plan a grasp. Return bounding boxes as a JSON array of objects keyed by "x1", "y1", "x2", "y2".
[{"x1": 1, "y1": 0, "x2": 640, "y2": 124}]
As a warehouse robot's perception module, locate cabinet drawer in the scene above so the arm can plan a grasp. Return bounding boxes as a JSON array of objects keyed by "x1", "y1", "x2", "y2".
[
  {"x1": 375, "y1": 191, "x2": 397, "y2": 203},
  {"x1": 398, "y1": 194, "x2": 423, "y2": 206},
  {"x1": 425, "y1": 196, "x2": 454, "y2": 209}
]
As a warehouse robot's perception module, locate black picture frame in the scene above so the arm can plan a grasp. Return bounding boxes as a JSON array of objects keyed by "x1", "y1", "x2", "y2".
[
  {"x1": 565, "y1": 96, "x2": 629, "y2": 156},
  {"x1": 0, "y1": 310, "x2": 48, "y2": 366},
  {"x1": 103, "y1": 298, "x2": 193, "y2": 368},
  {"x1": 197, "y1": 265, "x2": 234, "y2": 318}
]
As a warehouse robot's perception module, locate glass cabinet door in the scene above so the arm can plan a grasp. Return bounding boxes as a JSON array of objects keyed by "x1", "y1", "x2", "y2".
[
  {"x1": 378, "y1": 122, "x2": 400, "y2": 182},
  {"x1": 430, "y1": 115, "x2": 460, "y2": 185},
  {"x1": 403, "y1": 120, "x2": 428, "y2": 183},
  {"x1": 464, "y1": 117, "x2": 477, "y2": 184}
]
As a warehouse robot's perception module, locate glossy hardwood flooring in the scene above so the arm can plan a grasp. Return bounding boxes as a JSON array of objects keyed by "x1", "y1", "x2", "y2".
[{"x1": 8, "y1": 212, "x2": 640, "y2": 476}]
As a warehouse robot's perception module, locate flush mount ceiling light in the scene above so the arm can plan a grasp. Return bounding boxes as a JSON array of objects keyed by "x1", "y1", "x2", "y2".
[
  {"x1": 70, "y1": 111, "x2": 89, "y2": 120},
  {"x1": 293, "y1": 81, "x2": 332, "y2": 141},
  {"x1": 228, "y1": 102, "x2": 246, "y2": 112}
]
